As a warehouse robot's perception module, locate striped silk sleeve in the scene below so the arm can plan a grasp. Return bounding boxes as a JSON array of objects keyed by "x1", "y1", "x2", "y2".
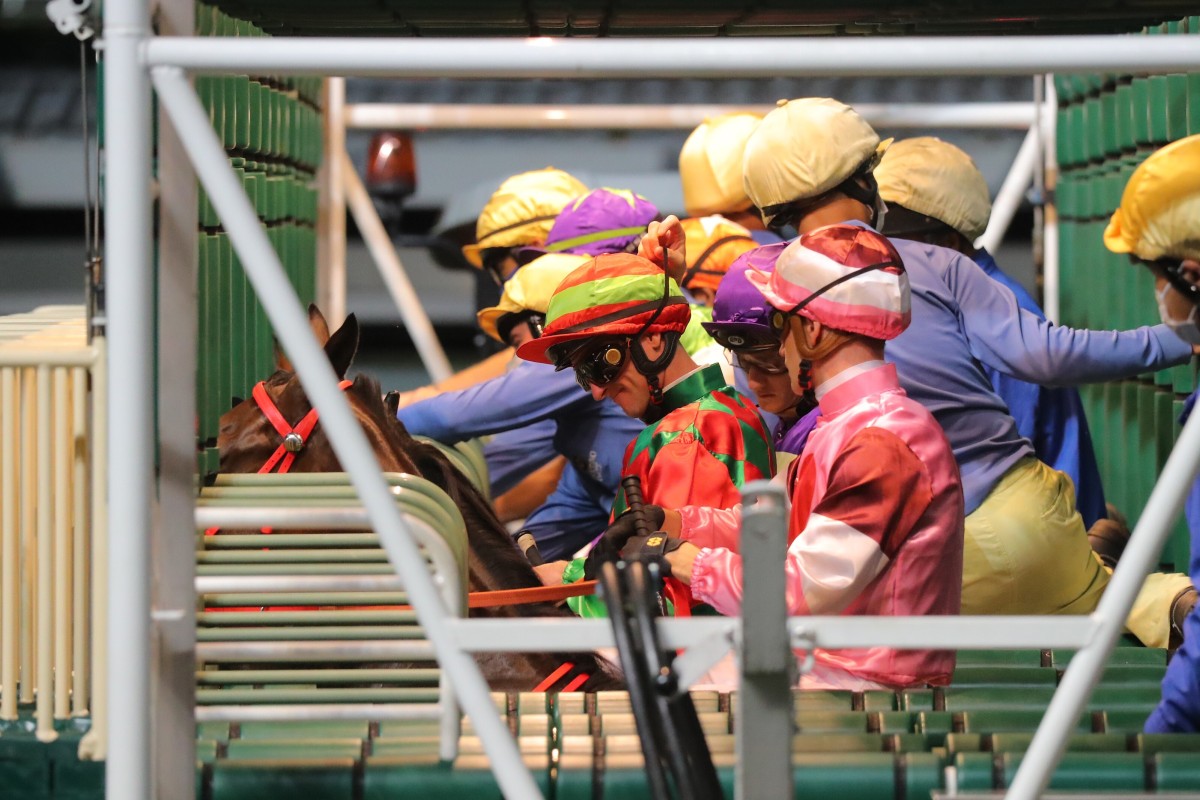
[{"x1": 691, "y1": 427, "x2": 932, "y2": 616}]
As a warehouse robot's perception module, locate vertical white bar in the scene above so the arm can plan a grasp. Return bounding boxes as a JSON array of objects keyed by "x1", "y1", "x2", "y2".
[
  {"x1": 0, "y1": 368, "x2": 17, "y2": 720},
  {"x1": 318, "y1": 77, "x2": 347, "y2": 326},
  {"x1": 19, "y1": 369, "x2": 35, "y2": 705},
  {"x1": 153, "y1": 0, "x2": 201, "y2": 787},
  {"x1": 36, "y1": 364, "x2": 55, "y2": 742},
  {"x1": 79, "y1": 336, "x2": 109, "y2": 761},
  {"x1": 1042, "y1": 75, "x2": 1060, "y2": 323},
  {"x1": 71, "y1": 366, "x2": 89, "y2": 716},
  {"x1": 53, "y1": 368, "x2": 72, "y2": 722},
  {"x1": 103, "y1": 0, "x2": 154, "y2": 792}
]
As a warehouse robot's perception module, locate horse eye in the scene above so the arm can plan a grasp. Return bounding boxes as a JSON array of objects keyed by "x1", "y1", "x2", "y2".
[{"x1": 230, "y1": 396, "x2": 245, "y2": 409}]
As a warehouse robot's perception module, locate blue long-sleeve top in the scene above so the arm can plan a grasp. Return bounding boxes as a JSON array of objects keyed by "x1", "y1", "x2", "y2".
[
  {"x1": 1145, "y1": 390, "x2": 1200, "y2": 733},
  {"x1": 971, "y1": 248, "x2": 1108, "y2": 528},
  {"x1": 397, "y1": 358, "x2": 643, "y2": 501},
  {"x1": 866, "y1": 224, "x2": 1192, "y2": 514}
]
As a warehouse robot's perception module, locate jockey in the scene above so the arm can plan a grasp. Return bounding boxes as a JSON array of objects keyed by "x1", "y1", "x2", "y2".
[
  {"x1": 739, "y1": 97, "x2": 1195, "y2": 648},
  {"x1": 701, "y1": 243, "x2": 819, "y2": 471},
  {"x1": 1103, "y1": 134, "x2": 1200, "y2": 730},
  {"x1": 679, "y1": 112, "x2": 784, "y2": 424},
  {"x1": 875, "y1": 136, "x2": 1110, "y2": 533},
  {"x1": 462, "y1": 167, "x2": 589, "y2": 285},
  {"x1": 397, "y1": 168, "x2": 587, "y2": 506},
  {"x1": 398, "y1": 188, "x2": 658, "y2": 557},
  {"x1": 604, "y1": 224, "x2": 965, "y2": 690},
  {"x1": 396, "y1": 256, "x2": 645, "y2": 560},
  {"x1": 679, "y1": 112, "x2": 781, "y2": 246},
  {"x1": 517, "y1": 252, "x2": 775, "y2": 617}
]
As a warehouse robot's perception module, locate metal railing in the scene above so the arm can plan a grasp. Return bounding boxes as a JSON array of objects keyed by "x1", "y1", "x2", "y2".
[
  {"x1": 101, "y1": 11, "x2": 1200, "y2": 799},
  {"x1": 0, "y1": 308, "x2": 107, "y2": 754}
]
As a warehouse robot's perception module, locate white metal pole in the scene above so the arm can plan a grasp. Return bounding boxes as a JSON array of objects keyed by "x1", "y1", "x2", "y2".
[
  {"x1": 102, "y1": 0, "x2": 154, "y2": 792},
  {"x1": 1042, "y1": 76, "x2": 1061, "y2": 323},
  {"x1": 342, "y1": 152, "x2": 454, "y2": 383},
  {"x1": 976, "y1": 127, "x2": 1039, "y2": 254},
  {"x1": 150, "y1": 66, "x2": 542, "y2": 800},
  {"x1": 143, "y1": 35, "x2": 1200, "y2": 77},
  {"x1": 319, "y1": 77, "x2": 347, "y2": 327},
  {"x1": 1008, "y1": 404, "x2": 1200, "y2": 799},
  {"x1": 344, "y1": 101, "x2": 1036, "y2": 131}
]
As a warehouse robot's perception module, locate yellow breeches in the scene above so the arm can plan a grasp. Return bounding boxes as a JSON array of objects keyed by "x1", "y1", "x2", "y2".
[{"x1": 962, "y1": 457, "x2": 1192, "y2": 649}]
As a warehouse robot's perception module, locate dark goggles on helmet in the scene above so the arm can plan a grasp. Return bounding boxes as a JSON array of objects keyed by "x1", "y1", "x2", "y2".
[
  {"x1": 732, "y1": 346, "x2": 787, "y2": 375},
  {"x1": 706, "y1": 325, "x2": 779, "y2": 351},
  {"x1": 1143, "y1": 257, "x2": 1200, "y2": 305},
  {"x1": 496, "y1": 311, "x2": 545, "y2": 348},
  {"x1": 554, "y1": 337, "x2": 629, "y2": 391},
  {"x1": 481, "y1": 247, "x2": 519, "y2": 286}
]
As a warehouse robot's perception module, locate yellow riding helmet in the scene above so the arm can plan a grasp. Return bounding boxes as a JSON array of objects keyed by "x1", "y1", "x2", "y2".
[
  {"x1": 1104, "y1": 133, "x2": 1200, "y2": 262},
  {"x1": 743, "y1": 98, "x2": 890, "y2": 228},
  {"x1": 476, "y1": 253, "x2": 590, "y2": 342},
  {"x1": 461, "y1": 168, "x2": 588, "y2": 268},
  {"x1": 679, "y1": 215, "x2": 758, "y2": 293},
  {"x1": 679, "y1": 112, "x2": 764, "y2": 218},
  {"x1": 874, "y1": 137, "x2": 992, "y2": 243}
]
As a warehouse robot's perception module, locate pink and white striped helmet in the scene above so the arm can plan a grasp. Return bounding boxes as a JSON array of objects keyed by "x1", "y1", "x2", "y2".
[{"x1": 745, "y1": 223, "x2": 910, "y2": 341}]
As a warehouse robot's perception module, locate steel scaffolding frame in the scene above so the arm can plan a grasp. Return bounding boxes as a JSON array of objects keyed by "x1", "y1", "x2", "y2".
[{"x1": 101, "y1": 7, "x2": 1200, "y2": 797}]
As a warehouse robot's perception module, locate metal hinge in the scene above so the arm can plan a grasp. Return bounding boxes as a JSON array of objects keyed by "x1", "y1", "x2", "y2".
[{"x1": 46, "y1": 0, "x2": 96, "y2": 41}]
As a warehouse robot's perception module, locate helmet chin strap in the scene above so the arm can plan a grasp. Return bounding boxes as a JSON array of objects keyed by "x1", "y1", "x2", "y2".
[{"x1": 629, "y1": 333, "x2": 680, "y2": 405}]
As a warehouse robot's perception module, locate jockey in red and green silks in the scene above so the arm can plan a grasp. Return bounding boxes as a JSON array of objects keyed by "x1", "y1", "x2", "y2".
[{"x1": 516, "y1": 251, "x2": 775, "y2": 617}]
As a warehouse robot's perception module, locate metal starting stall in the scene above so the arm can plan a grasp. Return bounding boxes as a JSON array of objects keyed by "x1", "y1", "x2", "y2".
[{"x1": 91, "y1": 3, "x2": 1200, "y2": 797}]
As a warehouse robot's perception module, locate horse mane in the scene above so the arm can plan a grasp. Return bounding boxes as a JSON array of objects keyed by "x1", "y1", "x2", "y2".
[{"x1": 344, "y1": 375, "x2": 543, "y2": 595}]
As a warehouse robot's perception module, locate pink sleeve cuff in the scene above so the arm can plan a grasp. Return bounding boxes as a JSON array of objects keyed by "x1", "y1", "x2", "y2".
[
  {"x1": 689, "y1": 547, "x2": 743, "y2": 616},
  {"x1": 678, "y1": 504, "x2": 743, "y2": 551}
]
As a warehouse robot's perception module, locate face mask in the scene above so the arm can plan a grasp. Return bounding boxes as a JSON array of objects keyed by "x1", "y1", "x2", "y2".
[
  {"x1": 872, "y1": 196, "x2": 888, "y2": 232},
  {"x1": 1156, "y1": 283, "x2": 1200, "y2": 345}
]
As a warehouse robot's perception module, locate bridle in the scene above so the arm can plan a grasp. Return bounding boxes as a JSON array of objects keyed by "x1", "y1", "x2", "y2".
[
  {"x1": 251, "y1": 378, "x2": 354, "y2": 475},
  {"x1": 204, "y1": 378, "x2": 353, "y2": 538}
]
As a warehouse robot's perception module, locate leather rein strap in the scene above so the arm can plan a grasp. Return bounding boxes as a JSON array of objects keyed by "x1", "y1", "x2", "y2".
[{"x1": 467, "y1": 579, "x2": 597, "y2": 609}]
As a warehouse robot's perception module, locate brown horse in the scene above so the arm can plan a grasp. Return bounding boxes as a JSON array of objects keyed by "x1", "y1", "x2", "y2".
[{"x1": 217, "y1": 305, "x2": 621, "y2": 691}]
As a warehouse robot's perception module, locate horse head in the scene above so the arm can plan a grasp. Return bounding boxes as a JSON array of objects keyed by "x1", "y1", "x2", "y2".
[{"x1": 218, "y1": 304, "x2": 419, "y2": 476}]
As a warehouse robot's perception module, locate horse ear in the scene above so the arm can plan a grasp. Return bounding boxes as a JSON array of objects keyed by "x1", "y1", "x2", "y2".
[
  {"x1": 324, "y1": 312, "x2": 359, "y2": 379},
  {"x1": 308, "y1": 304, "x2": 331, "y2": 346},
  {"x1": 230, "y1": 395, "x2": 245, "y2": 409},
  {"x1": 274, "y1": 338, "x2": 294, "y2": 373}
]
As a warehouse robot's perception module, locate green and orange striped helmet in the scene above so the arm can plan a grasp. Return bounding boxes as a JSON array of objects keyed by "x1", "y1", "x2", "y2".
[{"x1": 516, "y1": 253, "x2": 691, "y2": 365}]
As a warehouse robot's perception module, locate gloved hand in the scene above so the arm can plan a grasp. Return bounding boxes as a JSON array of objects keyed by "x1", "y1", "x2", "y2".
[
  {"x1": 621, "y1": 533, "x2": 686, "y2": 579},
  {"x1": 582, "y1": 504, "x2": 667, "y2": 580}
]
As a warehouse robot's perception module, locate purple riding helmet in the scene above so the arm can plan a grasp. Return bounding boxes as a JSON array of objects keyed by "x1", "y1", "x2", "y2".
[
  {"x1": 517, "y1": 187, "x2": 659, "y2": 263},
  {"x1": 703, "y1": 241, "x2": 820, "y2": 457},
  {"x1": 701, "y1": 241, "x2": 789, "y2": 349}
]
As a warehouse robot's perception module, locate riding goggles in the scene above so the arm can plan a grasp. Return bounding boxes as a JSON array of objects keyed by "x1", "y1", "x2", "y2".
[
  {"x1": 481, "y1": 247, "x2": 519, "y2": 286},
  {"x1": 1144, "y1": 257, "x2": 1200, "y2": 305},
  {"x1": 731, "y1": 346, "x2": 788, "y2": 375},
  {"x1": 554, "y1": 337, "x2": 629, "y2": 391},
  {"x1": 496, "y1": 311, "x2": 545, "y2": 348}
]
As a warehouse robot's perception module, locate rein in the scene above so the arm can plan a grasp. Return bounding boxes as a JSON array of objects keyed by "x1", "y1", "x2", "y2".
[{"x1": 467, "y1": 579, "x2": 597, "y2": 609}]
